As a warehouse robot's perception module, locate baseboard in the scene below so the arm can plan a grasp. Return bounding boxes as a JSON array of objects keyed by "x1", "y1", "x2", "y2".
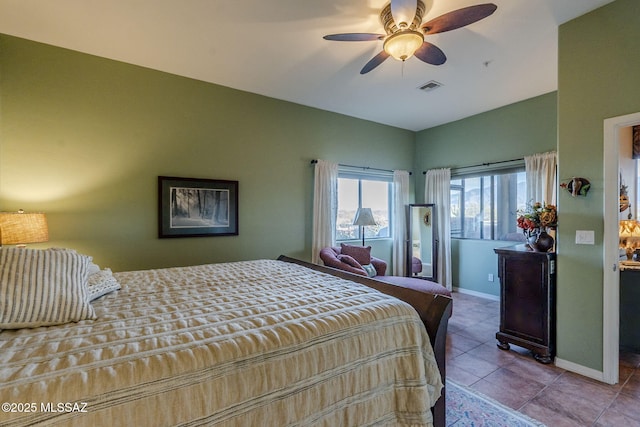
[
  {"x1": 554, "y1": 357, "x2": 607, "y2": 383},
  {"x1": 452, "y1": 286, "x2": 500, "y2": 301},
  {"x1": 454, "y1": 286, "x2": 611, "y2": 385}
]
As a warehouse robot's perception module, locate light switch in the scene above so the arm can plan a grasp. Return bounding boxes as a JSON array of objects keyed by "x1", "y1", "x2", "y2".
[{"x1": 575, "y1": 230, "x2": 595, "y2": 245}]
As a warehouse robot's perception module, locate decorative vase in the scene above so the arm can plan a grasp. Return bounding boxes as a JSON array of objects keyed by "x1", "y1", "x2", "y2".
[
  {"x1": 526, "y1": 229, "x2": 555, "y2": 252},
  {"x1": 524, "y1": 228, "x2": 539, "y2": 247}
]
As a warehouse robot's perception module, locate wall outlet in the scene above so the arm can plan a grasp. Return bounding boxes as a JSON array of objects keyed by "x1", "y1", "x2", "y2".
[
  {"x1": 576, "y1": 230, "x2": 595, "y2": 245},
  {"x1": 488, "y1": 273, "x2": 494, "y2": 282}
]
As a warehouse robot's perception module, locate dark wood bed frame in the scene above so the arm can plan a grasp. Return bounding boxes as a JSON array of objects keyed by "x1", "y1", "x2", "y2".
[{"x1": 277, "y1": 255, "x2": 452, "y2": 427}]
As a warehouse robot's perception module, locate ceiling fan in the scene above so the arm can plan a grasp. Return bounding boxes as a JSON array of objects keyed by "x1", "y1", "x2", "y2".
[{"x1": 323, "y1": 0, "x2": 497, "y2": 74}]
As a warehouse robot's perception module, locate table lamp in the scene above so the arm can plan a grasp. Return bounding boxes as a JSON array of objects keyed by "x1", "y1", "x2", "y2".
[
  {"x1": 0, "y1": 209, "x2": 49, "y2": 248},
  {"x1": 619, "y1": 219, "x2": 640, "y2": 260}
]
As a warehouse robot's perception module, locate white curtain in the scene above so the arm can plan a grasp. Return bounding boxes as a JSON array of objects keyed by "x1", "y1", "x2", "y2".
[
  {"x1": 392, "y1": 170, "x2": 410, "y2": 276},
  {"x1": 425, "y1": 168, "x2": 452, "y2": 290},
  {"x1": 525, "y1": 151, "x2": 557, "y2": 205},
  {"x1": 311, "y1": 160, "x2": 338, "y2": 264}
]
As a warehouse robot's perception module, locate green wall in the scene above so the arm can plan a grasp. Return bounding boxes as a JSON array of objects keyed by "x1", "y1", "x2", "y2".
[
  {"x1": 557, "y1": 0, "x2": 640, "y2": 371},
  {"x1": 0, "y1": 34, "x2": 414, "y2": 271},
  {"x1": 2, "y1": 0, "x2": 636, "y2": 375},
  {"x1": 418, "y1": 0, "x2": 640, "y2": 373},
  {"x1": 415, "y1": 92, "x2": 558, "y2": 296}
]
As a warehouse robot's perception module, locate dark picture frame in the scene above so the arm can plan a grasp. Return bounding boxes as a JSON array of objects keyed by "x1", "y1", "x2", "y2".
[
  {"x1": 633, "y1": 125, "x2": 640, "y2": 159},
  {"x1": 158, "y1": 176, "x2": 238, "y2": 238}
]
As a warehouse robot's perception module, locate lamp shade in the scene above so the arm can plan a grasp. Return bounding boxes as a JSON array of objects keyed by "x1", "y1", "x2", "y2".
[
  {"x1": 620, "y1": 220, "x2": 640, "y2": 238},
  {"x1": 383, "y1": 29, "x2": 424, "y2": 61},
  {"x1": 0, "y1": 210, "x2": 49, "y2": 246},
  {"x1": 353, "y1": 208, "x2": 377, "y2": 227},
  {"x1": 620, "y1": 220, "x2": 634, "y2": 237}
]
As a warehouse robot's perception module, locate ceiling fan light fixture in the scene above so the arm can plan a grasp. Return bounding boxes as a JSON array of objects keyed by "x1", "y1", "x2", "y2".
[{"x1": 383, "y1": 29, "x2": 423, "y2": 61}]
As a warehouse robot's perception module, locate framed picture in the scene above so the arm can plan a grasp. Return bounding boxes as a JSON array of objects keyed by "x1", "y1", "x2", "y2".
[
  {"x1": 158, "y1": 176, "x2": 238, "y2": 238},
  {"x1": 633, "y1": 125, "x2": 640, "y2": 159}
]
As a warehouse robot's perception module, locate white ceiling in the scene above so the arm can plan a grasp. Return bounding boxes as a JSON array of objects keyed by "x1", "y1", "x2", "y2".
[{"x1": 0, "y1": 0, "x2": 615, "y2": 131}]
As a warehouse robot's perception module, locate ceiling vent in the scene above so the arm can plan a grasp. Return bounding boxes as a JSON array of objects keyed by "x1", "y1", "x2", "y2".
[{"x1": 418, "y1": 80, "x2": 443, "y2": 92}]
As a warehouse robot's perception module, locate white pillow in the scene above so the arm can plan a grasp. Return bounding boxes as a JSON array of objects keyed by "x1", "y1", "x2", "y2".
[
  {"x1": 0, "y1": 247, "x2": 96, "y2": 329},
  {"x1": 361, "y1": 263, "x2": 377, "y2": 277},
  {"x1": 87, "y1": 268, "x2": 121, "y2": 301},
  {"x1": 88, "y1": 261, "x2": 101, "y2": 276}
]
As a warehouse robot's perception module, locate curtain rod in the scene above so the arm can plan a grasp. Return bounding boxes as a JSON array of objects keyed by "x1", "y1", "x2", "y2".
[
  {"x1": 311, "y1": 159, "x2": 412, "y2": 175},
  {"x1": 422, "y1": 157, "x2": 524, "y2": 174}
]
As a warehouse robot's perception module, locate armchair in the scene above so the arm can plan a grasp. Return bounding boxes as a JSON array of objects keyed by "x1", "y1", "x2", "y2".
[
  {"x1": 319, "y1": 244, "x2": 451, "y2": 299},
  {"x1": 319, "y1": 246, "x2": 386, "y2": 277}
]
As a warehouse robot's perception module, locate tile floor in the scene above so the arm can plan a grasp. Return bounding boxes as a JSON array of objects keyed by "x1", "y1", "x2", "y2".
[{"x1": 446, "y1": 291, "x2": 640, "y2": 426}]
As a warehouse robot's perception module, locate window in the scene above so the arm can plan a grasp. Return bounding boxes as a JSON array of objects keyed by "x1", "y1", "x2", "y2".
[
  {"x1": 451, "y1": 169, "x2": 526, "y2": 240},
  {"x1": 336, "y1": 172, "x2": 391, "y2": 241}
]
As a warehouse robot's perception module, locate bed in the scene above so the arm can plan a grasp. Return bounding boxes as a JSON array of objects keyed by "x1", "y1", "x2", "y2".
[{"x1": 0, "y1": 248, "x2": 451, "y2": 427}]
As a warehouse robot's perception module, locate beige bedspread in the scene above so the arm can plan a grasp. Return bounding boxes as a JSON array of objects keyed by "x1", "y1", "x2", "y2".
[{"x1": 0, "y1": 259, "x2": 442, "y2": 426}]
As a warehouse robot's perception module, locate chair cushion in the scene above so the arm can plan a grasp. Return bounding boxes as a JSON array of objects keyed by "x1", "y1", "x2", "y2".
[
  {"x1": 340, "y1": 243, "x2": 371, "y2": 265},
  {"x1": 374, "y1": 275, "x2": 452, "y2": 297},
  {"x1": 319, "y1": 246, "x2": 387, "y2": 277},
  {"x1": 320, "y1": 247, "x2": 368, "y2": 276},
  {"x1": 337, "y1": 254, "x2": 363, "y2": 269}
]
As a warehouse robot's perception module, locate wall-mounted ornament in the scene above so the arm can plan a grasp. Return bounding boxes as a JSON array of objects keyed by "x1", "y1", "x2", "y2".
[
  {"x1": 560, "y1": 177, "x2": 591, "y2": 197},
  {"x1": 620, "y1": 180, "x2": 630, "y2": 213},
  {"x1": 423, "y1": 211, "x2": 431, "y2": 226}
]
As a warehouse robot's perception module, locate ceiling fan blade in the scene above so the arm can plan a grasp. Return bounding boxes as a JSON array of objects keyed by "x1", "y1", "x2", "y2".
[
  {"x1": 323, "y1": 33, "x2": 384, "y2": 41},
  {"x1": 422, "y1": 3, "x2": 497, "y2": 35},
  {"x1": 414, "y1": 41, "x2": 447, "y2": 65},
  {"x1": 360, "y1": 51, "x2": 390, "y2": 74},
  {"x1": 390, "y1": 0, "x2": 417, "y2": 28}
]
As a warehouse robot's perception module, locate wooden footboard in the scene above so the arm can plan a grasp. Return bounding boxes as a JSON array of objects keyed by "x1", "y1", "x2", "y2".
[{"x1": 277, "y1": 255, "x2": 452, "y2": 427}]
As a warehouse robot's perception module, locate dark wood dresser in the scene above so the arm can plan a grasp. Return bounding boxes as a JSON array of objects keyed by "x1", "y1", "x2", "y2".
[
  {"x1": 494, "y1": 245, "x2": 556, "y2": 363},
  {"x1": 620, "y1": 269, "x2": 640, "y2": 352}
]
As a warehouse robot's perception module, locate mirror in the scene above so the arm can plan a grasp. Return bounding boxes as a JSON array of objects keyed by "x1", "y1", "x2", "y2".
[{"x1": 406, "y1": 204, "x2": 438, "y2": 281}]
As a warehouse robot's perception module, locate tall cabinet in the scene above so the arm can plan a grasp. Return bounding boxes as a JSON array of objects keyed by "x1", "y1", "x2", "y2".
[{"x1": 494, "y1": 245, "x2": 556, "y2": 364}]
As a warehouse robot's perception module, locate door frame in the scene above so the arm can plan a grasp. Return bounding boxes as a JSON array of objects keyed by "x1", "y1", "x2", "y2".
[{"x1": 603, "y1": 112, "x2": 640, "y2": 384}]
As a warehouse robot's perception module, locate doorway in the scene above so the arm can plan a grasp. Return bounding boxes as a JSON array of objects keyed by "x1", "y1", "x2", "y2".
[{"x1": 603, "y1": 112, "x2": 640, "y2": 384}]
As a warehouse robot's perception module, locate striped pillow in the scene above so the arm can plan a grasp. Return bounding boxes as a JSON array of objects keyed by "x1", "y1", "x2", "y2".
[{"x1": 0, "y1": 247, "x2": 96, "y2": 329}]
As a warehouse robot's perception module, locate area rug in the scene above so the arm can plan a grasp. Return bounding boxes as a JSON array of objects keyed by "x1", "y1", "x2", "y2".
[{"x1": 446, "y1": 380, "x2": 546, "y2": 426}]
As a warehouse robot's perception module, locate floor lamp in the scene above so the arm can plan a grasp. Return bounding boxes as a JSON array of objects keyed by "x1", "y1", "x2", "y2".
[{"x1": 353, "y1": 208, "x2": 377, "y2": 246}]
